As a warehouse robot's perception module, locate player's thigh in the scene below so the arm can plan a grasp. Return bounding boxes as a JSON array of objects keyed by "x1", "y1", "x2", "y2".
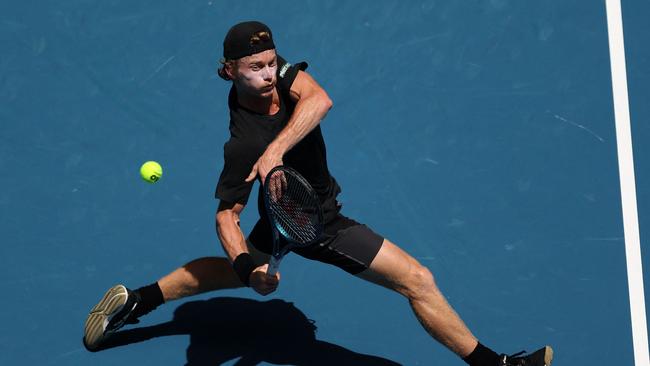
[
  {"x1": 292, "y1": 220, "x2": 384, "y2": 275},
  {"x1": 355, "y1": 239, "x2": 429, "y2": 294}
]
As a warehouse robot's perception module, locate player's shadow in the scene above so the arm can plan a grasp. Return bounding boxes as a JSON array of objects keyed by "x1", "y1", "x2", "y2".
[{"x1": 94, "y1": 296, "x2": 402, "y2": 366}]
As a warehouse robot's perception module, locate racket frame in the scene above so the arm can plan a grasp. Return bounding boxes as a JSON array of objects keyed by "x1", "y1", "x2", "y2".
[{"x1": 263, "y1": 166, "x2": 323, "y2": 276}]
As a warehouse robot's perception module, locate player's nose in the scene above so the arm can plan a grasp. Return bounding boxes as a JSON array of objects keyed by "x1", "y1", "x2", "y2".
[{"x1": 261, "y1": 66, "x2": 273, "y2": 81}]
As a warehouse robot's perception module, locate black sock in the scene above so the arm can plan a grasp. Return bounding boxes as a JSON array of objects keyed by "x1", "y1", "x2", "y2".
[
  {"x1": 462, "y1": 342, "x2": 500, "y2": 366},
  {"x1": 131, "y1": 282, "x2": 165, "y2": 319}
]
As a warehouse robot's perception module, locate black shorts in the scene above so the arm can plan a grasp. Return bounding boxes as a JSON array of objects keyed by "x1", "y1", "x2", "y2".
[{"x1": 248, "y1": 214, "x2": 384, "y2": 275}]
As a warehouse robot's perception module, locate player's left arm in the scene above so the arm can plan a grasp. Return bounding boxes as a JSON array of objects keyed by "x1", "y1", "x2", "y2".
[{"x1": 246, "y1": 70, "x2": 332, "y2": 183}]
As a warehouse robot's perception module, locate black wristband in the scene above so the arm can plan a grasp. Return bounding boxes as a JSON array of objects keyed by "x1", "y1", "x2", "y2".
[{"x1": 233, "y1": 253, "x2": 256, "y2": 287}]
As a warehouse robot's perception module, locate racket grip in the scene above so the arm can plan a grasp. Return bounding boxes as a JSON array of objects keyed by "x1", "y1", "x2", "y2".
[{"x1": 266, "y1": 256, "x2": 281, "y2": 276}]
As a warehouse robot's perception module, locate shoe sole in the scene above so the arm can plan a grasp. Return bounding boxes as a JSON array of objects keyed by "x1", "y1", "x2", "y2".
[
  {"x1": 83, "y1": 284, "x2": 128, "y2": 351},
  {"x1": 544, "y1": 345, "x2": 554, "y2": 365}
]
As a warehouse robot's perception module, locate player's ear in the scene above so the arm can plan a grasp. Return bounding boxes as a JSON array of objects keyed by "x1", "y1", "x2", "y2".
[
  {"x1": 218, "y1": 59, "x2": 237, "y2": 81},
  {"x1": 225, "y1": 61, "x2": 236, "y2": 79}
]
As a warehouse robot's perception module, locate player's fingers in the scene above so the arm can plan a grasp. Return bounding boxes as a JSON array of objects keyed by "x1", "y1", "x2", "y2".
[
  {"x1": 261, "y1": 266, "x2": 279, "y2": 282},
  {"x1": 280, "y1": 171, "x2": 288, "y2": 192},
  {"x1": 266, "y1": 273, "x2": 280, "y2": 291},
  {"x1": 258, "y1": 280, "x2": 277, "y2": 295},
  {"x1": 272, "y1": 175, "x2": 282, "y2": 201},
  {"x1": 259, "y1": 264, "x2": 277, "y2": 279},
  {"x1": 258, "y1": 159, "x2": 271, "y2": 184},
  {"x1": 266, "y1": 274, "x2": 279, "y2": 286},
  {"x1": 258, "y1": 167, "x2": 268, "y2": 185},
  {"x1": 266, "y1": 283, "x2": 278, "y2": 294},
  {"x1": 252, "y1": 284, "x2": 274, "y2": 296},
  {"x1": 270, "y1": 173, "x2": 283, "y2": 202}
]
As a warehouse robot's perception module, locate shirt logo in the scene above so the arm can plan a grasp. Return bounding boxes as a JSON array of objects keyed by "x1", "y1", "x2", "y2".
[{"x1": 279, "y1": 63, "x2": 291, "y2": 78}]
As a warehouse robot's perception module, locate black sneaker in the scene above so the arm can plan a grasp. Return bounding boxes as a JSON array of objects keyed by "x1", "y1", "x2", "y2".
[
  {"x1": 83, "y1": 284, "x2": 140, "y2": 351},
  {"x1": 498, "y1": 346, "x2": 553, "y2": 366}
]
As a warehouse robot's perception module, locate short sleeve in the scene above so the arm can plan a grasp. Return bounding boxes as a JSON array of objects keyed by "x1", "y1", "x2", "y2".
[
  {"x1": 276, "y1": 55, "x2": 308, "y2": 94},
  {"x1": 215, "y1": 139, "x2": 258, "y2": 204}
]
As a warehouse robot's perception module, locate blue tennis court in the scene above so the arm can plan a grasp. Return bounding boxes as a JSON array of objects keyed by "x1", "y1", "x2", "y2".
[{"x1": 1, "y1": 1, "x2": 648, "y2": 365}]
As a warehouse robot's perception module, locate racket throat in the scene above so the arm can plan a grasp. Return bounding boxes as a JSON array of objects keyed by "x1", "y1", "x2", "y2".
[{"x1": 267, "y1": 256, "x2": 282, "y2": 276}]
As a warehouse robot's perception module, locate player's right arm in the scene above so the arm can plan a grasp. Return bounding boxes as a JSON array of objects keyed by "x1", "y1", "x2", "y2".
[
  {"x1": 215, "y1": 201, "x2": 249, "y2": 261},
  {"x1": 215, "y1": 201, "x2": 279, "y2": 295}
]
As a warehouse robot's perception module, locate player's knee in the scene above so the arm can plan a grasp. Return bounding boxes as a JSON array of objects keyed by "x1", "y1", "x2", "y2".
[{"x1": 404, "y1": 264, "x2": 436, "y2": 300}]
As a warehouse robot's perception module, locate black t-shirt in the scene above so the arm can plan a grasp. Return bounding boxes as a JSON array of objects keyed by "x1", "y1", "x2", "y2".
[{"x1": 215, "y1": 56, "x2": 342, "y2": 223}]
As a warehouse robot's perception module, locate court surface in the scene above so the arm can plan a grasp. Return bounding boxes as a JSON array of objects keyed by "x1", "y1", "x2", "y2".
[{"x1": 1, "y1": 1, "x2": 649, "y2": 365}]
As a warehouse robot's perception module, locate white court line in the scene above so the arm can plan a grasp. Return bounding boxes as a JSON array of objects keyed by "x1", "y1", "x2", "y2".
[{"x1": 605, "y1": 1, "x2": 650, "y2": 365}]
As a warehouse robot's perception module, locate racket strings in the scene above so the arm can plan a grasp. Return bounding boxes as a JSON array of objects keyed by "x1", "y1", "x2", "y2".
[{"x1": 268, "y1": 172, "x2": 321, "y2": 244}]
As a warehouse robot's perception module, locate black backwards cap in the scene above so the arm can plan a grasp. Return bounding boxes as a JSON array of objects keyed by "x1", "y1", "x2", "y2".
[{"x1": 223, "y1": 21, "x2": 276, "y2": 60}]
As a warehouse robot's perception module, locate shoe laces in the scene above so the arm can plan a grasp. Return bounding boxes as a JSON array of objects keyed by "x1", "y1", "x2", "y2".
[{"x1": 106, "y1": 289, "x2": 140, "y2": 331}]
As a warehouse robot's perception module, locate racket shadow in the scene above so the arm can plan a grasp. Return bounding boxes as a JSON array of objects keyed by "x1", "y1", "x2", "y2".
[{"x1": 93, "y1": 297, "x2": 402, "y2": 366}]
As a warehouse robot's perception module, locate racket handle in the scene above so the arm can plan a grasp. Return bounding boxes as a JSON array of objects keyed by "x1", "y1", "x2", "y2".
[{"x1": 266, "y1": 256, "x2": 281, "y2": 276}]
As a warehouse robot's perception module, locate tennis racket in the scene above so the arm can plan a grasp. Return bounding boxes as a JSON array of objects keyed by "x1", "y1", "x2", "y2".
[{"x1": 263, "y1": 166, "x2": 324, "y2": 276}]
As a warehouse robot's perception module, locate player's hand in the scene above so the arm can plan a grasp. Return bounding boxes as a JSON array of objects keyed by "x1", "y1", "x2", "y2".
[
  {"x1": 267, "y1": 170, "x2": 288, "y2": 203},
  {"x1": 249, "y1": 264, "x2": 280, "y2": 296},
  {"x1": 245, "y1": 149, "x2": 283, "y2": 184}
]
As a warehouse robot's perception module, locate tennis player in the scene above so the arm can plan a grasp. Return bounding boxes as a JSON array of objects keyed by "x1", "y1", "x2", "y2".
[{"x1": 83, "y1": 21, "x2": 553, "y2": 366}]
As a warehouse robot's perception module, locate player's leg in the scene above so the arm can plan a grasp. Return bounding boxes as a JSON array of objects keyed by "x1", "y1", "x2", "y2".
[
  {"x1": 157, "y1": 257, "x2": 241, "y2": 299},
  {"x1": 356, "y1": 239, "x2": 553, "y2": 366},
  {"x1": 293, "y1": 216, "x2": 476, "y2": 355},
  {"x1": 159, "y1": 242, "x2": 269, "y2": 300},
  {"x1": 83, "y1": 257, "x2": 240, "y2": 351},
  {"x1": 355, "y1": 239, "x2": 478, "y2": 357},
  {"x1": 293, "y1": 215, "x2": 476, "y2": 354},
  {"x1": 83, "y1": 240, "x2": 269, "y2": 350},
  {"x1": 294, "y1": 213, "x2": 551, "y2": 365}
]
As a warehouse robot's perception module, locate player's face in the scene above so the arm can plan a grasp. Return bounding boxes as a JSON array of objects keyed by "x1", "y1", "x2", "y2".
[{"x1": 233, "y1": 49, "x2": 277, "y2": 98}]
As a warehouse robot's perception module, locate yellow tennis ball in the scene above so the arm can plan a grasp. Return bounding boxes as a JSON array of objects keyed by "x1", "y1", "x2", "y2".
[{"x1": 140, "y1": 161, "x2": 162, "y2": 183}]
